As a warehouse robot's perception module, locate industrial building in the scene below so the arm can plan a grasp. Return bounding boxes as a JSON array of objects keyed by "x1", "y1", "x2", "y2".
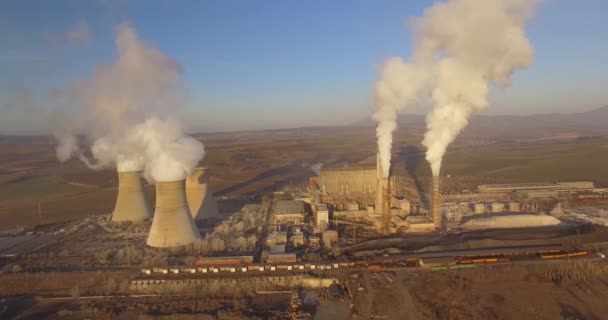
[
  {"x1": 319, "y1": 167, "x2": 377, "y2": 195},
  {"x1": 322, "y1": 230, "x2": 339, "y2": 247},
  {"x1": 478, "y1": 182, "x2": 595, "y2": 193},
  {"x1": 314, "y1": 204, "x2": 329, "y2": 230},
  {"x1": 273, "y1": 200, "x2": 306, "y2": 224}
]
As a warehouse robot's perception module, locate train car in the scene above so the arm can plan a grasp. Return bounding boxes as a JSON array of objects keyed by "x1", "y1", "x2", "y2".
[
  {"x1": 367, "y1": 264, "x2": 381, "y2": 271},
  {"x1": 449, "y1": 264, "x2": 476, "y2": 270},
  {"x1": 195, "y1": 256, "x2": 254, "y2": 267},
  {"x1": 541, "y1": 251, "x2": 588, "y2": 260},
  {"x1": 266, "y1": 253, "x2": 297, "y2": 264}
]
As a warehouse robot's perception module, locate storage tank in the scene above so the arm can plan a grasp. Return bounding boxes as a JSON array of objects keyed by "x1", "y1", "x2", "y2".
[
  {"x1": 186, "y1": 167, "x2": 220, "y2": 221},
  {"x1": 147, "y1": 180, "x2": 201, "y2": 247},
  {"x1": 111, "y1": 171, "x2": 152, "y2": 222}
]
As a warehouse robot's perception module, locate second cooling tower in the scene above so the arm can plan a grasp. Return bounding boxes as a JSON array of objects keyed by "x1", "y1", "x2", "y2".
[
  {"x1": 111, "y1": 171, "x2": 152, "y2": 222},
  {"x1": 147, "y1": 180, "x2": 201, "y2": 248},
  {"x1": 186, "y1": 167, "x2": 220, "y2": 221}
]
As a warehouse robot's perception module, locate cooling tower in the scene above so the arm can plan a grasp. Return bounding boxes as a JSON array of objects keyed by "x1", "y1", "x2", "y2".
[
  {"x1": 111, "y1": 171, "x2": 152, "y2": 222},
  {"x1": 375, "y1": 151, "x2": 384, "y2": 214},
  {"x1": 431, "y1": 176, "x2": 441, "y2": 230},
  {"x1": 147, "y1": 180, "x2": 201, "y2": 248},
  {"x1": 186, "y1": 167, "x2": 220, "y2": 221}
]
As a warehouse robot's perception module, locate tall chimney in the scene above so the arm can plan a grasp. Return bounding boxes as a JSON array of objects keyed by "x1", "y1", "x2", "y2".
[
  {"x1": 431, "y1": 176, "x2": 441, "y2": 230},
  {"x1": 375, "y1": 151, "x2": 384, "y2": 214},
  {"x1": 186, "y1": 167, "x2": 220, "y2": 221},
  {"x1": 147, "y1": 180, "x2": 201, "y2": 248},
  {"x1": 381, "y1": 177, "x2": 391, "y2": 235},
  {"x1": 111, "y1": 171, "x2": 152, "y2": 222}
]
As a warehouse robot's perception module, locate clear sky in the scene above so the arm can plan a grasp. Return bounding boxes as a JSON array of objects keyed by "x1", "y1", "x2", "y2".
[{"x1": 1, "y1": 0, "x2": 607, "y2": 134}]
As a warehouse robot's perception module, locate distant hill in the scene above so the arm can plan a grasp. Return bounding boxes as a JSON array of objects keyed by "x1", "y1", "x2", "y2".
[{"x1": 353, "y1": 106, "x2": 608, "y2": 140}]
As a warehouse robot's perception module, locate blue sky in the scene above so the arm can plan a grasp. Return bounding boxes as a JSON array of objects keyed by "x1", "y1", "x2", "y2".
[{"x1": 1, "y1": 0, "x2": 607, "y2": 133}]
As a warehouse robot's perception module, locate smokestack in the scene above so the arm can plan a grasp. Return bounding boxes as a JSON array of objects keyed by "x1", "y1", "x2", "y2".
[
  {"x1": 431, "y1": 176, "x2": 441, "y2": 230},
  {"x1": 186, "y1": 167, "x2": 220, "y2": 221},
  {"x1": 111, "y1": 171, "x2": 152, "y2": 222},
  {"x1": 147, "y1": 180, "x2": 201, "y2": 248},
  {"x1": 381, "y1": 177, "x2": 391, "y2": 235},
  {"x1": 375, "y1": 151, "x2": 384, "y2": 214}
]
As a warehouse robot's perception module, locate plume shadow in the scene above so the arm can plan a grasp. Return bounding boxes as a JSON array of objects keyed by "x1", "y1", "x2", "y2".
[{"x1": 401, "y1": 145, "x2": 428, "y2": 208}]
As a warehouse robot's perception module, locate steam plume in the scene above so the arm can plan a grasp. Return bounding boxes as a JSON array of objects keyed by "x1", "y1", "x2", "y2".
[
  {"x1": 55, "y1": 23, "x2": 204, "y2": 182},
  {"x1": 373, "y1": 0, "x2": 539, "y2": 177}
]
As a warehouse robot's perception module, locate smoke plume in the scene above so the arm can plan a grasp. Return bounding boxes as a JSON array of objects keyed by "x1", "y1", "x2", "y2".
[
  {"x1": 55, "y1": 23, "x2": 204, "y2": 182},
  {"x1": 373, "y1": 0, "x2": 539, "y2": 177}
]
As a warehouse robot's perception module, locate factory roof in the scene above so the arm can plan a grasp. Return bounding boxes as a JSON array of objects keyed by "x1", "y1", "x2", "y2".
[
  {"x1": 316, "y1": 204, "x2": 329, "y2": 211},
  {"x1": 274, "y1": 200, "x2": 305, "y2": 215}
]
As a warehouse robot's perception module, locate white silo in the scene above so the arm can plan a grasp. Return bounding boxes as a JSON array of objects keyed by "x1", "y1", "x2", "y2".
[
  {"x1": 186, "y1": 167, "x2": 220, "y2": 221},
  {"x1": 111, "y1": 171, "x2": 152, "y2": 222},
  {"x1": 147, "y1": 180, "x2": 201, "y2": 248}
]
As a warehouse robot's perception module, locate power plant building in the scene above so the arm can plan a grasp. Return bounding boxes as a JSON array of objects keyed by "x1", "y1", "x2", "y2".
[
  {"x1": 314, "y1": 204, "x2": 329, "y2": 230},
  {"x1": 273, "y1": 200, "x2": 306, "y2": 224},
  {"x1": 319, "y1": 167, "x2": 377, "y2": 195}
]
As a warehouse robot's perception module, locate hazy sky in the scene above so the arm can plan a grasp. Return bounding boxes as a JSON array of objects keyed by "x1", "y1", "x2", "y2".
[{"x1": 1, "y1": 0, "x2": 607, "y2": 134}]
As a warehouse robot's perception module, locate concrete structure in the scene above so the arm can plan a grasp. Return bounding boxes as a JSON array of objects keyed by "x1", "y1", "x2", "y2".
[
  {"x1": 314, "y1": 204, "x2": 329, "y2": 230},
  {"x1": 273, "y1": 200, "x2": 305, "y2": 224},
  {"x1": 509, "y1": 202, "x2": 521, "y2": 212},
  {"x1": 111, "y1": 171, "x2": 152, "y2": 222},
  {"x1": 375, "y1": 152, "x2": 384, "y2": 214},
  {"x1": 320, "y1": 167, "x2": 377, "y2": 195},
  {"x1": 478, "y1": 182, "x2": 595, "y2": 193},
  {"x1": 347, "y1": 202, "x2": 359, "y2": 211},
  {"x1": 431, "y1": 177, "x2": 441, "y2": 229},
  {"x1": 291, "y1": 232, "x2": 305, "y2": 246},
  {"x1": 550, "y1": 203, "x2": 564, "y2": 218},
  {"x1": 266, "y1": 233, "x2": 277, "y2": 247},
  {"x1": 474, "y1": 203, "x2": 486, "y2": 214},
  {"x1": 186, "y1": 167, "x2": 220, "y2": 221},
  {"x1": 460, "y1": 214, "x2": 561, "y2": 230},
  {"x1": 406, "y1": 215, "x2": 436, "y2": 232},
  {"x1": 322, "y1": 230, "x2": 339, "y2": 247},
  {"x1": 273, "y1": 231, "x2": 288, "y2": 244},
  {"x1": 147, "y1": 180, "x2": 201, "y2": 248},
  {"x1": 270, "y1": 244, "x2": 286, "y2": 254},
  {"x1": 491, "y1": 202, "x2": 505, "y2": 213},
  {"x1": 381, "y1": 178, "x2": 391, "y2": 235}
]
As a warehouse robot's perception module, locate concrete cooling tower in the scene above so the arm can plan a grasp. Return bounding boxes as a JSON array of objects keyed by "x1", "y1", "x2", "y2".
[
  {"x1": 111, "y1": 171, "x2": 152, "y2": 222},
  {"x1": 186, "y1": 167, "x2": 220, "y2": 221},
  {"x1": 147, "y1": 180, "x2": 201, "y2": 248}
]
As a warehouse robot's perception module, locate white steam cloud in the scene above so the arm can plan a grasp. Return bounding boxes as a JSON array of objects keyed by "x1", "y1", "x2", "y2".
[
  {"x1": 373, "y1": 0, "x2": 539, "y2": 177},
  {"x1": 55, "y1": 23, "x2": 204, "y2": 182}
]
